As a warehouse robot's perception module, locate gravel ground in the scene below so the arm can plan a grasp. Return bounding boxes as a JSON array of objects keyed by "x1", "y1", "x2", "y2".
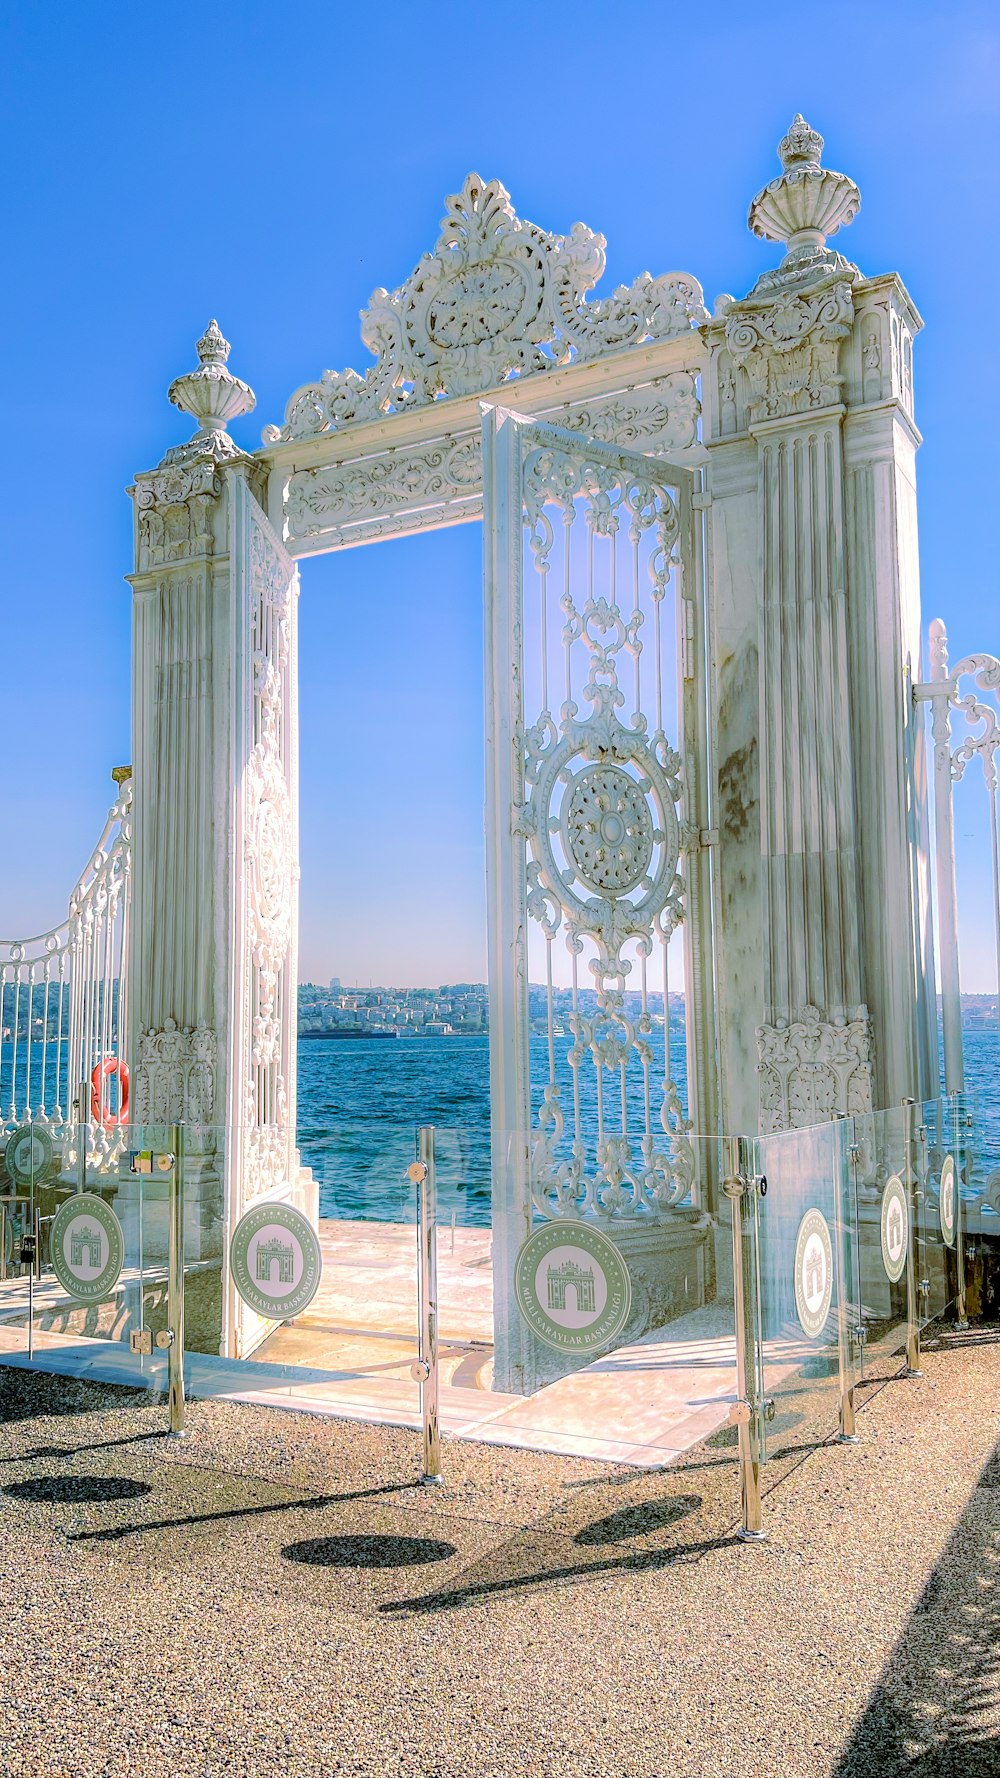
[{"x1": 0, "y1": 1328, "x2": 997, "y2": 1778}]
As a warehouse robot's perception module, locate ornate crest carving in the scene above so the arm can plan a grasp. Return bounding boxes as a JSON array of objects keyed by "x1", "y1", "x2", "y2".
[
  {"x1": 724, "y1": 278, "x2": 855, "y2": 425},
  {"x1": 265, "y1": 175, "x2": 707, "y2": 443},
  {"x1": 131, "y1": 461, "x2": 220, "y2": 571},
  {"x1": 757, "y1": 1005, "x2": 874, "y2": 1133}
]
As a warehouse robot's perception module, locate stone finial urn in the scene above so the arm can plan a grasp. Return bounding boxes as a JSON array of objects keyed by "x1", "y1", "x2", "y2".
[
  {"x1": 167, "y1": 320, "x2": 256, "y2": 455},
  {"x1": 748, "y1": 116, "x2": 860, "y2": 258}
]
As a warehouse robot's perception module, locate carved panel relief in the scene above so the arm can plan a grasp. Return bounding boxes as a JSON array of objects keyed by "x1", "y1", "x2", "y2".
[
  {"x1": 132, "y1": 1019, "x2": 217, "y2": 1124},
  {"x1": 241, "y1": 506, "x2": 297, "y2": 1199},
  {"x1": 133, "y1": 462, "x2": 220, "y2": 571},
  {"x1": 282, "y1": 372, "x2": 701, "y2": 551},
  {"x1": 757, "y1": 1006, "x2": 874, "y2": 1133}
]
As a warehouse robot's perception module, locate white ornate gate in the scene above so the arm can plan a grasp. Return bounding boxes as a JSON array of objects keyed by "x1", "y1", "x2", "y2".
[
  {"x1": 224, "y1": 477, "x2": 301, "y2": 1351},
  {"x1": 122, "y1": 120, "x2": 934, "y2": 1377},
  {"x1": 483, "y1": 409, "x2": 705, "y2": 1387}
]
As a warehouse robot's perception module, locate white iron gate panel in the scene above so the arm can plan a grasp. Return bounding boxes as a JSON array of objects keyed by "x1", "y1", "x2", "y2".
[{"x1": 483, "y1": 406, "x2": 710, "y2": 1385}]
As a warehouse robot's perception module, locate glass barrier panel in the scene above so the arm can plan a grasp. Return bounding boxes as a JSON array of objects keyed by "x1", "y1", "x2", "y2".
[
  {"x1": 915, "y1": 1097, "x2": 961, "y2": 1324},
  {"x1": 439, "y1": 1128, "x2": 738, "y2": 1471},
  {"x1": 3, "y1": 1121, "x2": 428, "y2": 1440},
  {"x1": 956, "y1": 1086, "x2": 995, "y2": 1317},
  {"x1": 3, "y1": 1119, "x2": 174, "y2": 1389},
  {"x1": 752, "y1": 1118, "x2": 857, "y2": 1463},
  {"x1": 848, "y1": 1105, "x2": 911, "y2": 1385},
  {"x1": 225, "y1": 1122, "x2": 422, "y2": 1428}
]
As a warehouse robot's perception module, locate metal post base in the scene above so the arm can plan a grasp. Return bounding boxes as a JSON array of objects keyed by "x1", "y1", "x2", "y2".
[
  {"x1": 167, "y1": 1428, "x2": 188, "y2": 1442},
  {"x1": 903, "y1": 1365, "x2": 924, "y2": 1379},
  {"x1": 738, "y1": 1526, "x2": 768, "y2": 1543},
  {"x1": 954, "y1": 1318, "x2": 970, "y2": 1332},
  {"x1": 836, "y1": 1431, "x2": 861, "y2": 1445},
  {"x1": 420, "y1": 1472, "x2": 445, "y2": 1487}
]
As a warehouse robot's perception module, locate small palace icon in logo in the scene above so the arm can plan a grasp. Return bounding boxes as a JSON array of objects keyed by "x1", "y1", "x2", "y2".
[
  {"x1": 804, "y1": 1243, "x2": 825, "y2": 1300},
  {"x1": 255, "y1": 1235, "x2": 295, "y2": 1285},
  {"x1": 70, "y1": 1224, "x2": 103, "y2": 1268},
  {"x1": 887, "y1": 1197, "x2": 903, "y2": 1254},
  {"x1": 546, "y1": 1259, "x2": 596, "y2": 1313}
]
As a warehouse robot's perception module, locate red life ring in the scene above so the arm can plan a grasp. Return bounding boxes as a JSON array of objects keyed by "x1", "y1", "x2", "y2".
[{"x1": 90, "y1": 1056, "x2": 129, "y2": 1128}]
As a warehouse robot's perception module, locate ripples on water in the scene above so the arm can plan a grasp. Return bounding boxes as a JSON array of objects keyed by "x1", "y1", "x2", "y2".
[{"x1": 298, "y1": 1023, "x2": 998, "y2": 1227}]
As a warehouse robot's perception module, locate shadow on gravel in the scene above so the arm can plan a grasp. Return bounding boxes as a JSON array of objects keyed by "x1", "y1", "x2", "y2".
[
  {"x1": 5, "y1": 1475, "x2": 152, "y2": 1504},
  {"x1": 68, "y1": 1480, "x2": 412, "y2": 1543},
  {"x1": 379, "y1": 1531, "x2": 742, "y2": 1615},
  {"x1": 283, "y1": 1535, "x2": 456, "y2": 1569},
  {"x1": 0, "y1": 1431, "x2": 165, "y2": 1466},
  {"x1": 573, "y1": 1492, "x2": 702, "y2": 1545},
  {"x1": 833, "y1": 1437, "x2": 1000, "y2": 1777}
]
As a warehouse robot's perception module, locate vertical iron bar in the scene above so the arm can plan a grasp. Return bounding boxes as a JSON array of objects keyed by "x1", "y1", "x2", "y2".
[
  {"x1": 926, "y1": 625, "x2": 965, "y2": 1092},
  {"x1": 417, "y1": 1125, "x2": 442, "y2": 1484},
  {"x1": 167, "y1": 1123, "x2": 186, "y2": 1437},
  {"x1": 77, "y1": 1079, "x2": 88, "y2": 1193}
]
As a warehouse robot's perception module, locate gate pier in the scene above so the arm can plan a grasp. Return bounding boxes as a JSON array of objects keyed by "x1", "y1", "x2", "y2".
[
  {"x1": 702, "y1": 116, "x2": 932, "y2": 1138},
  {"x1": 127, "y1": 322, "x2": 311, "y2": 1357}
]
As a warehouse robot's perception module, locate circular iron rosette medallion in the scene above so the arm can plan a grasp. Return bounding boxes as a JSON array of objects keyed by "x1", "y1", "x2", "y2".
[
  {"x1": 880, "y1": 1174, "x2": 909, "y2": 1284},
  {"x1": 793, "y1": 1208, "x2": 834, "y2": 1340},
  {"x1": 938, "y1": 1154, "x2": 956, "y2": 1249},
  {"x1": 527, "y1": 733, "x2": 681, "y2": 949}
]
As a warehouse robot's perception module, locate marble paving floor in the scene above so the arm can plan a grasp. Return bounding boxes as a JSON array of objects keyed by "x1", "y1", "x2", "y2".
[
  {"x1": 243, "y1": 1220, "x2": 751, "y2": 1465},
  {"x1": 0, "y1": 1218, "x2": 862, "y2": 1467}
]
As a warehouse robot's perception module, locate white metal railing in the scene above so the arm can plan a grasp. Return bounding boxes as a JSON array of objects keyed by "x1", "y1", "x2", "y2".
[
  {"x1": 1, "y1": 777, "x2": 131, "y2": 1161},
  {"x1": 914, "y1": 620, "x2": 1000, "y2": 1093}
]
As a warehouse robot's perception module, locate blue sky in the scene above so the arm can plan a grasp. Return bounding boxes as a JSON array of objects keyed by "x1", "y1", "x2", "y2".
[{"x1": 0, "y1": 4, "x2": 997, "y2": 987}]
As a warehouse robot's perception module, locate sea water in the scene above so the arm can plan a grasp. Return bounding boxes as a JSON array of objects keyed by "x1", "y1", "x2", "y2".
[{"x1": 297, "y1": 1020, "x2": 999, "y2": 1227}]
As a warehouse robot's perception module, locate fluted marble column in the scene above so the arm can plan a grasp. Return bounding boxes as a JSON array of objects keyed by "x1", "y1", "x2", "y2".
[
  {"x1": 704, "y1": 118, "x2": 931, "y2": 1131},
  {"x1": 127, "y1": 324, "x2": 307, "y2": 1356}
]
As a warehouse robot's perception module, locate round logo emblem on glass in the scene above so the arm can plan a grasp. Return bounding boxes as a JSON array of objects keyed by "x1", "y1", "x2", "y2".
[
  {"x1": 880, "y1": 1174, "x2": 909, "y2": 1283},
  {"x1": 939, "y1": 1154, "x2": 956, "y2": 1249},
  {"x1": 229, "y1": 1203, "x2": 322, "y2": 1321},
  {"x1": 50, "y1": 1193, "x2": 125, "y2": 1303},
  {"x1": 793, "y1": 1208, "x2": 834, "y2": 1339},
  {"x1": 5, "y1": 1125, "x2": 54, "y2": 1188},
  {"x1": 514, "y1": 1220, "x2": 632, "y2": 1355}
]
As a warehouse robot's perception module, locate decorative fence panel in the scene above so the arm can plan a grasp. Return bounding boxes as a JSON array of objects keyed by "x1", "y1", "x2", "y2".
[{"x1": 1, "y1": 779, "x2": 131, "y2": 1169}]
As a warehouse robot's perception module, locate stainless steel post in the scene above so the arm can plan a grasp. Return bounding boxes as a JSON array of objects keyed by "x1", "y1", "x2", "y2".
[
  {"x1": 26, "y1": 1201, "x2": 34, "y2": 1362},
  {"x1": 167, "y1": 1124, "x2": 186, "y2": 1437},
  {"x1": 952, "y1": 1094, "x2": 969, "y2": 1329},
  {"x1": 0, "y1": 1204, "x2": 6, "y2": 1282},
  {"x1": 722, "y1": 1136, "x2": 765, "y2": 1541},
  {"x1": 414, "y1": 1127, "x2": 443, "y2": 1485},
  {"x1": 902, "y1": 1099, "x2": 922, "y2": 1376},
  {"x1": 836, "y1": 1120, "x2": 859, "y2": 1443}
]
